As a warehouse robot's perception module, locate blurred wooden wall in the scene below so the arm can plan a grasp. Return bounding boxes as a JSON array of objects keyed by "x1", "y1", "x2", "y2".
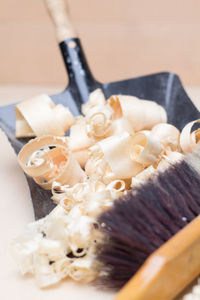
[{"x1": 0, "y1": 0, "x2": 200, "y2": 86}]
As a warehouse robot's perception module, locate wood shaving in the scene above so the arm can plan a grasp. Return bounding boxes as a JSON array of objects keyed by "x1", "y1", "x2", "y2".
[
  {"x1": 15, "y1": 94, "x2": 75, "y2": 137},
  {"x1": 180, "y1": 119, "x2": 200, "y2": 153}
]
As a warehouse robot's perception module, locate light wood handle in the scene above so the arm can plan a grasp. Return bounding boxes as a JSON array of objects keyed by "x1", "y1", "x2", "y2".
[
  {"x1": 115, "y1": 215, "x2": 200, "y2": 300},
  {"x1": 44, "y1": 0, "x2": 77, "y2": 42}
]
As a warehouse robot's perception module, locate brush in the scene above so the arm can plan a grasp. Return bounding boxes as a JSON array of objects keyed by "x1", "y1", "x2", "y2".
[{"x1": 96, "y1": 147, "x2": 200, "y2": 300}]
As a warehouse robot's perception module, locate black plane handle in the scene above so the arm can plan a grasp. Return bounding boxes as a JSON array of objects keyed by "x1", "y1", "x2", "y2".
[{"x1": 44, "y1": 0, "x2": 99, "y2": 104}]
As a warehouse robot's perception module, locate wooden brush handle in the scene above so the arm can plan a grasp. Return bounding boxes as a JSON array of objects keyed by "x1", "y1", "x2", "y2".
[
  {"x1": 44, "y1": 0, "x2": 77, "y2": 42},
  {"x1": 115, "y1": 216, "x2": 200, "y2": 300}
]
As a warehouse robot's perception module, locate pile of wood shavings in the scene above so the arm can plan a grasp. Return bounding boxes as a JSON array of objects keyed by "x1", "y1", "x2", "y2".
[{"x1": 10, "y1": 89, "x2": 200, "y2": 288}]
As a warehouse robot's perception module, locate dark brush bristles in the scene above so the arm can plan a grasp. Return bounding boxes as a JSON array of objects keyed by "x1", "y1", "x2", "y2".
[{"x1": 96, "y1": 158, "x2": 200, "y2": 290}]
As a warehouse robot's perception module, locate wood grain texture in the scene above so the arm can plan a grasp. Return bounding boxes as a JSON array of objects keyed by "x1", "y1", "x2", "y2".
[{"x1": 0, "y1": 0, "x2": 200, "y2": 86}]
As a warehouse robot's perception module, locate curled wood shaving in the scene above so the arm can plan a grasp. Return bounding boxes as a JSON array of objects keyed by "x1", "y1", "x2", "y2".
[
  {"x1": 18, "y1": 135, "x2": 85, "y2": 190},
  {"x1": 130, "y1": 131, "x2": 163, "y2": 167},
  {"x1": 15, "y1": 94, "x2": 75, "y2": 137},
  {"x1": 86, "y1": 132, "x2": 144, "y2": 181},
  {"x1": 82, "y1": 88, "x2": 106, "y2": 116},
  {"x1": 180, "y1": 119, "x2": 200, "y2": 153},
  {"x1": 150, "y1": 123, "x2": 180, "y2": 151},
  {"x1": 85, "y1": 105, "x2": 113, "y2": 139},
  {"x1": 108, "y1": 95, "x2": 167, "y2": 131},
  {"x1": 107, "y1": 117, "x2": 133, "y2": 136}
]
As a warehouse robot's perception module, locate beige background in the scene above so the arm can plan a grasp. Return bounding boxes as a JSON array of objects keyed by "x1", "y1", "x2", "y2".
[{"x1": 1, "y1": 0, "x2": 200, "y2": 87}]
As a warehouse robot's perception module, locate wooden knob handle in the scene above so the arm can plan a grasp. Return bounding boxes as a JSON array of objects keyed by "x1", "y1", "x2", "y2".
[{"x1": 44, "y1": 0, "x2": 77, "y2": 42}]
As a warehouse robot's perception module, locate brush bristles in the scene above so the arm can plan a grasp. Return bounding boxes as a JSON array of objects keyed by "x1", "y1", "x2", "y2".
[{"x1": 96, "y1": 160, "x2": 200, "y2": 290}]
